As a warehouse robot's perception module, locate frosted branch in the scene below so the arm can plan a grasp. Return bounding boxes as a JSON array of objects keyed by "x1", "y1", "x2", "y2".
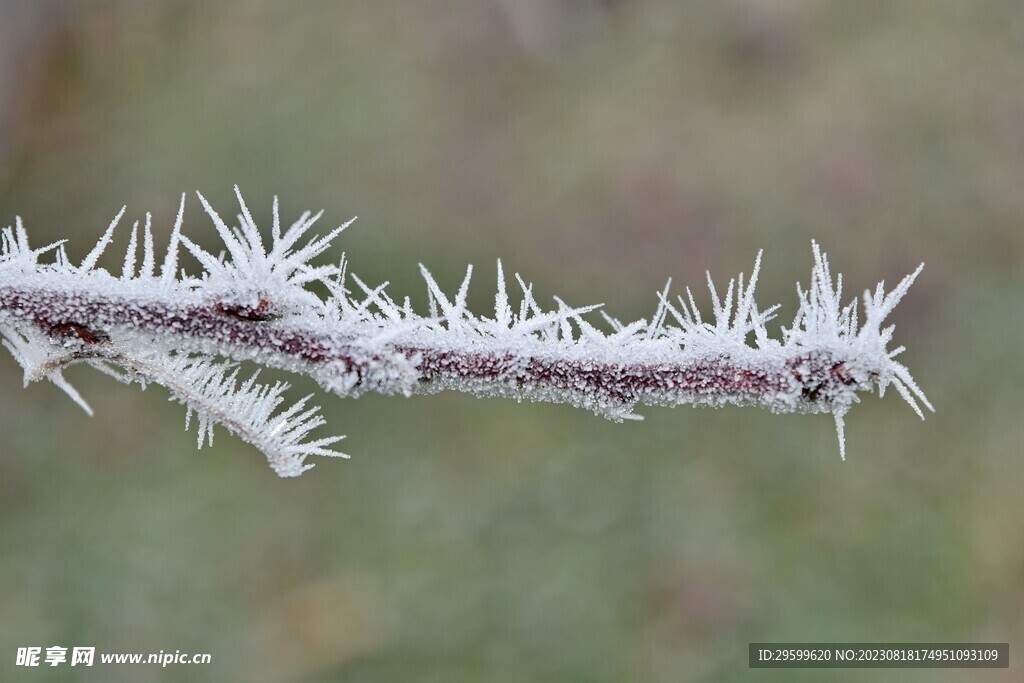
[{"x1": 0, "y1": 188, "x2": 932, "y2": 475}]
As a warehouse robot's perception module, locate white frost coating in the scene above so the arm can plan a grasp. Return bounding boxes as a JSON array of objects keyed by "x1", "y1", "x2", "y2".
[
  {"x1": 0, "y1": 189, "x2": 933, "y2": 475},
  {"x1": 96, "y1": 339, "x2": 348, "y2": 477},
  {"x1": 1, "y1": 325, "x2": 93, "y2": 416}
]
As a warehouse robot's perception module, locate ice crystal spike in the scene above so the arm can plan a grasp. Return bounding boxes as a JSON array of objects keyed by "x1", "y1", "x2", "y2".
[{"x1": 0, "y1": 190, "x2": 932, "y2": 476}]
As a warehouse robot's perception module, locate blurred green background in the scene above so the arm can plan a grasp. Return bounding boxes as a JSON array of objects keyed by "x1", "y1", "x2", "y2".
[{"x1": 0, "y1": 1, "x2": 1021, "y2": 681}]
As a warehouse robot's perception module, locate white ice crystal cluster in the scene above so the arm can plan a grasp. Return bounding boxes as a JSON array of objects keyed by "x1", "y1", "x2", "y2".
[{"x1": 0, "y1": 188, "x2": 932, "y2": 476}]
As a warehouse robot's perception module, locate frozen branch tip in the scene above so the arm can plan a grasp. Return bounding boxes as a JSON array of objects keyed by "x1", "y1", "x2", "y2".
[{"x1": 0, "y1": 188, "x2": 932, "y2": 476}]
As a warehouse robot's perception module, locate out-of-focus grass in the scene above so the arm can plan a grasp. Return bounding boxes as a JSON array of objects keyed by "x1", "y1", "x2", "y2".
[{"x1": 0, "y1": 1, "x2": 1022, "y2": 681}]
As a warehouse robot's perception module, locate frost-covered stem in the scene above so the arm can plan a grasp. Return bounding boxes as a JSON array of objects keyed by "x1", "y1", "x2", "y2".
[
  {"x1": 0, "y1": 189, "x2": 933, "y2": 475},
  {"x1": 0, "y1": 284, "x2": 854, "y2": 410}
]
